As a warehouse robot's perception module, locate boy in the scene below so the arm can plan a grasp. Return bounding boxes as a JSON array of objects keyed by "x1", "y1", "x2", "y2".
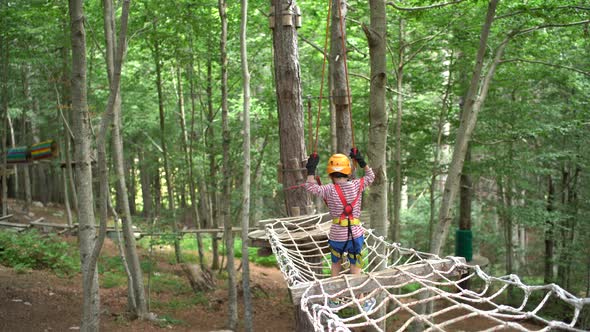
[{"x1": 304, "y1": 148, "x2": 376, "y2": 312}]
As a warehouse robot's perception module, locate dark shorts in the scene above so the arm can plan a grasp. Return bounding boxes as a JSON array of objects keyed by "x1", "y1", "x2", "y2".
[{"x1": 328, "y1": 236, "x2": 364, "y2": 266}]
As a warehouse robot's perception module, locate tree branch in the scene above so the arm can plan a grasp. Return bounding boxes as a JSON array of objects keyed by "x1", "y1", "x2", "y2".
[
  {"x1": 496, "y1": 6, "x2": 590, "y2": 20},
  {"x1": 387, "y1": 0, "x2": 466, "y2": 11},
  {"x1": 514, "y1": 20, "x2": 590, "y2": 37},
  {"x1": 501, "y1": 58, "x2": 590, "y2": 76},
  {"x1": 300, "y1": 36, "x2": 327, "y2": 58}
]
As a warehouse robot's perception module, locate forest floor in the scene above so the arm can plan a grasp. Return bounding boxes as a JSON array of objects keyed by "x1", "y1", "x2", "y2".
[
  {"x1": 0, "y1": 200, "x2": 294, "y2": 332},
  {"x1": 0, "y1": 200, "x2": 561, "y2": 332}
]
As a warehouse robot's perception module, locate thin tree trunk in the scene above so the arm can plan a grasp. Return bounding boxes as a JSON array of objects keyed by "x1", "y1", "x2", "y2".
[
  {"x1": 185, "y1": 36, "x2": 206, "y2": 268},
  {"x1": 7, "y1": 115, "x2": 17, "y2": 199},
  {"x1": 30, "y1": 102, "x2": 42, "y2": 202},
  {"x1": 66, "y1": 132, "x2": 78, "y2": 213},
  {"x1": 218, "y1": 0, "x2": 237, "y2": 328},
  {"x1": 153, "y1": 171, "x2": 161, "y2": 216},
  {"x1": 97, "y1": 0, "x2": 148, "y2": 318},
  {"x1": 240, "y1": 0, "x2": 253, "y2": 329},
  {"x1": 127, "y1": 156, "x2": 137, "y2": 215},
  {"x1": 113, "y1": 100, "x2": 148, "y2": 317},
  {"x1": 153, "y1": 31, "x2": 182, "y2": 263},
  {"x1": 429, "y1": 55, "x2": 454, "y2": 245},
  {"x1": 391, "y1": 17, "x2": 404, "y2": 244},
  {"x1": 205, "y1": 57, "x2": 220, "y2": 270},
  {"x1": 68, "y1": 0, "x2": 100, "y2": 329},
  {"x1": 1, "y1": 29, "x2": 9, "y2": 216},
  {"x1": 138, "y1": 149, "x2": 153, "y2": 218},
  {"x1": 21, "y1": 66, "x2": 33, "y2": 213},
  {"x1": 431, "y1": 0, "x2": 500, "y2": 255},
  {"x1": 544, "y1": 175, "x2": 555, "y2": 284},
  {"x1": 59, "y1": 23, "x2": 78, "y2": 214}
]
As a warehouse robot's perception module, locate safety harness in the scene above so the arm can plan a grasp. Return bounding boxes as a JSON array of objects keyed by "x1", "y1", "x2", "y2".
[{"x1": 331, "y1": 178, "x2": 365, "y2": 266}]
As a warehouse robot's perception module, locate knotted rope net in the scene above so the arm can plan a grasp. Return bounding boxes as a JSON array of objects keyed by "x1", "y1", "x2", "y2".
[{"x1": 260, "y1": 213, "x2": 590, "y2": 331}]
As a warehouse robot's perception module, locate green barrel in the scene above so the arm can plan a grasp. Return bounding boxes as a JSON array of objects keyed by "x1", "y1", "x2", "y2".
[{"x1": 455, "y1": 229, "x2": 473, "y2": 262}]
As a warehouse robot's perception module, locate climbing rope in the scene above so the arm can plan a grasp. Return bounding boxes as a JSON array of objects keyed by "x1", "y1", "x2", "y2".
[{"x1": 312, "y1": 0, "x2": 356, "y2": 154}]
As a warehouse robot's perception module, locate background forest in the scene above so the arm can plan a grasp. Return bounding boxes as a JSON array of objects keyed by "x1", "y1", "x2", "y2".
[{"x1": 0, "y1": 0, "x2": 589, "y2": 330}]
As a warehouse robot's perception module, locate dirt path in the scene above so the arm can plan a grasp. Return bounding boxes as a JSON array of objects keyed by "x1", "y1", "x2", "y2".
[
  {"x1": 0, "y1": 261, "x2": 294, "y2": 332},
  {"x1": 0, "y1": 200, "x2": 295, "y2": 332}
]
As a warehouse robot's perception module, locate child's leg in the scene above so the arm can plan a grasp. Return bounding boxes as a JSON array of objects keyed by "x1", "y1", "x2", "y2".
[
  {"x1": 329, "y1": 239, "x2": 344, "y2": 277},
  {"x1": 331, "y1": 261, "x2": 342, "y2": 277},
  {"x1": 350, "y1": 263, "x2": 361, "y2": 275}
]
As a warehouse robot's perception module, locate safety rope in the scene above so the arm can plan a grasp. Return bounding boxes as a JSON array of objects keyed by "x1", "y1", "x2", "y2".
[
  {"x1": 313, "y1": 0, "x2": 333, "y2": 154},
  {"x1": 312, "y1": 0, "x2": 356, "y2": 154}
]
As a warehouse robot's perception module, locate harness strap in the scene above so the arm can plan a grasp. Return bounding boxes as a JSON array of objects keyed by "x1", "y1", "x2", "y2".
[
  {"x1": 332, "y1": 218, "x2": 360, "y2": 226},
  {"x1": 332, "y1": 178, "x2": 366, "y2": 259},
  {"x1": 334, "y1": 178, "x2": 365, "y2": 221}
]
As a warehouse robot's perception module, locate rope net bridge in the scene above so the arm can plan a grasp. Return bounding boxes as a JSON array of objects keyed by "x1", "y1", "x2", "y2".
[{"x1": 256, "y1": 213, "x2": 590, "y2": 331}]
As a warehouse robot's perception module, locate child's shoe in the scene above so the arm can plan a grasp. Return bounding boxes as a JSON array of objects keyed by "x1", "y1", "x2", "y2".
[{"x1": 361, "y1": 297, "x2": 376, "y2": 313}]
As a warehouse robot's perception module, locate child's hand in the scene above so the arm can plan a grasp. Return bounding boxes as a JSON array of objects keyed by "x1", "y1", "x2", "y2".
[
  {"x1": 349, "y1": 148, "x2": 367, "y2": 168},
  {"x1": 306, "y1": 153, "x2": 319, "y2": 175}
]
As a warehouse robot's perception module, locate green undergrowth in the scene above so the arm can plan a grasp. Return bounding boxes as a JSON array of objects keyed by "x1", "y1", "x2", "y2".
[
  {"x1": 138, "y1": 234, "x2": 278, "y2": 267},
  {"x1": 0, "y1": 229, "x2": 79, "y2": 276}
]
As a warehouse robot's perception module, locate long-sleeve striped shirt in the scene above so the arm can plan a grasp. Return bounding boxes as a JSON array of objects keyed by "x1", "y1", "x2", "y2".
[{"x1": 305, "y1": 167, "x2": 375, "y2": 241}]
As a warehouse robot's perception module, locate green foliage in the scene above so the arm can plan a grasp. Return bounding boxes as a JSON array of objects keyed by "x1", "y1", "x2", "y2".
[
  {"x1": 152, "y1": 293, "x2": 208, "y2": 311},
  {"x1": 232, "y1": 238, "x2": 277, "y2": 267},
  {"x1": 156, "y1": 315, "x2": 186, "y2": 328},
  {"x1": 99, "y1": 255, "x2": 126, "y2": 274},
  {"x1": 101, "y1": 271, "x2": 127, "y2": 289},
  {"x1": 0, "y1": 230, "x2": 79, "y2": 276},
  {"x1": 151, "y1": 273, "x2": 192, "y2": 295}
]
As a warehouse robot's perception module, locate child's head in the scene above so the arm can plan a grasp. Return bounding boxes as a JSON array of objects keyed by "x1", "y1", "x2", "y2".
[{"x1": 327, "y1": 153, "x2": 352, "y2": 180}]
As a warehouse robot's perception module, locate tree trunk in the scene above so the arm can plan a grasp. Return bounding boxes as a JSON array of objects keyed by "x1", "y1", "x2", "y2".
[
  {"x1": 544, "y1": 175, "x2": 555, "y2": 284},
  {"x1": 98, "y1": 0, "x2": 148, "y2": 319},
  {"x1": 430, "y1": 0, "x2": 500, "y2": 255},
  {"x1": 429, "y1": 54, "x2": 454, "y2": 246},
  {"x1": 21, "y1": 66, "x2": 33, "y2": 213},
  {"x1": 127, "y1": 155, "x2": 137, "y2": 216},
  {"x1": 391, "y1": 17, "x2": 404, "y2": 244},
  {"x1": 190, "y1": 38, "x2": 209, "y2": 270},
  {"x1": 364, "y1": 1, "x2": 388, "y2": 330},
  {"x1": 364, "y1": 0, "x2": 388, "y2": 241},
  {"x1": 153, "y1": 171, "x2": 161, "y2": 216},
  {"x1": 271, "y1": 0, "x2": 309, "y2": 218},
  {"x1": 153, "y1": 32, "x2": 182, "y2": 263},
  {"x1": 270, "y1": 0, "x2": 311, "y2": 329},
  {"x1": 218, "y1": 0, "x2": 238, "y2": 328},
  {"x1": 498, "y1": 176, "x2": 514, "y2": 275},
  {"x1": 457, "y1": 145, "x2": 473, "y2": 263},
  {"x1": 139, "y1": 149, "x2": 153, "y2": 218},
  {"x1": 240, "y1": 0, "x2": 253, "y2": 329},
  {"x1": 1, "y1": 28, "x2": 9, "y2": 216},
  {"x1": 113, "y1": 99, "x2": 148, "y2": 317},
  {"x1": 7, "y1": 115, "x2": 18, "y2": 200},
  {"x1": 331, "y1": 0, "x2": 352, "y2": 153},
  {"x1": 68, "y1": 0, "x2": 100, "y2": 329},
  {"x1": 205, "y1": 57, "x2": 220, "y2": 270}
]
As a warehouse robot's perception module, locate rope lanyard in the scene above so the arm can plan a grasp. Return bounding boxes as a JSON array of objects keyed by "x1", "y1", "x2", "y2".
[{"x1": 312, "y1": 0, "x2": 356, "y2": 154}]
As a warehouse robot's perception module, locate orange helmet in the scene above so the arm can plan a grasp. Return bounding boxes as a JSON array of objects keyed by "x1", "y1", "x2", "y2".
[{"x1": 327, "y1": 153, "x2": 352, "y2": 175}]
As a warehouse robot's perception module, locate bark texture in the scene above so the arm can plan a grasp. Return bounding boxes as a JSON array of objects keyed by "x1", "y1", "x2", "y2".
[{"x1": 68, "y1": 0, "x2": 100, "y2": 329}]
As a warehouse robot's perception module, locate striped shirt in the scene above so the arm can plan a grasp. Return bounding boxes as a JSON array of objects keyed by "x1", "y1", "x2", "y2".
[{"x1": 305, "y1": 167, "x2": 375, "y2": 241}]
